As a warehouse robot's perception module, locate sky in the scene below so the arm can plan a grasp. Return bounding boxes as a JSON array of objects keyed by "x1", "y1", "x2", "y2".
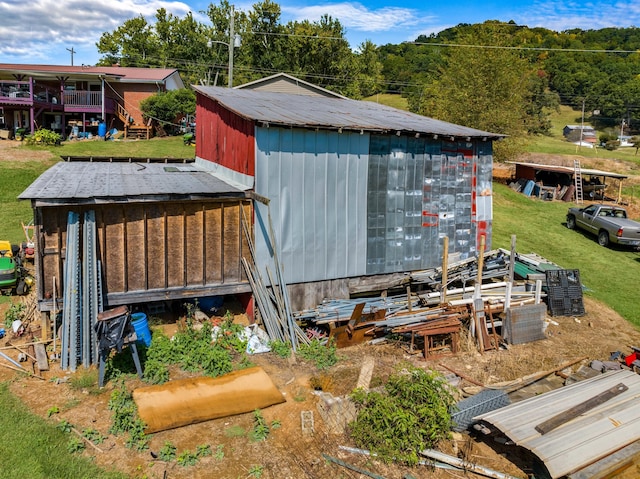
[{"x1": 2, "y1": 0, "x2": 640, "y2": 66}]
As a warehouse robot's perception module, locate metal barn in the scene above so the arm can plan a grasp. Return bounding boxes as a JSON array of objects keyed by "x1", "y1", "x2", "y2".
[{"x1": 194, "y1": 86, "x2": 502, "y2": 309}]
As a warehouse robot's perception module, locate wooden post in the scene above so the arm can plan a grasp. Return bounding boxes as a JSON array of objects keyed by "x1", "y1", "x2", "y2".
[
  {"x1": 441, "y1": 236, "x2": 449, "y2": 305},
  {"x1": 508, "y1": 235, "x2": 516, "y2": 284},
  {"x1": 477, "y1": 234, "x2": 485, "y2": 285}
]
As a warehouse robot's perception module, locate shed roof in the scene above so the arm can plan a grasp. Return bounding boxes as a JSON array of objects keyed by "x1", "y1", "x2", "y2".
[
  {"x1": 19, "y1": 160, "x2": 246, "y2": 206},
  {"x1": 509, "y1": 161, "x2": 628, "y2": 180},
  {"x1": 193, "y1": 85, "x2": 504, "y2": 139},
  {"x1": 475, "y1": 369, "x2": 640, "y2": 478}
]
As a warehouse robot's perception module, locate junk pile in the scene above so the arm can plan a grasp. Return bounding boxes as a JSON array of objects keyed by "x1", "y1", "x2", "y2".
[{"x1": 244, "y1": 239, "x2": 586, "y2": 359}]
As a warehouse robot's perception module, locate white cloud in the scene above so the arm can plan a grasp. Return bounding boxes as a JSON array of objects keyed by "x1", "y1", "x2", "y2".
[
  {"x1": 0, "y1": 0, "x2": 194, "y2": 64},
  {"x1": 282, "y1": 2, "x2": 429, "y2": 32}
]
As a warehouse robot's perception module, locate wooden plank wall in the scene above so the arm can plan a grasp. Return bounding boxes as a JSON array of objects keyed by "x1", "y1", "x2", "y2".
[{"x1": 35, "y1": 200, "x2": 251, "y2": 309}]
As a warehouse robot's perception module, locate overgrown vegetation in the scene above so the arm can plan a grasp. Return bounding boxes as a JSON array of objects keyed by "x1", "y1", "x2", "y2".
[
  {"x1": 143, "y1": 308, "x2": 248, "y2": 384},
  {"x1": 349, "y1": 364, "x2": 456, "y2": 465},
  {"x1": 108, "y1": 379, "x2": 148, "y2": 451},
  {"x1": 297, "y1": 338, "x2": 338, "y2": 370}
]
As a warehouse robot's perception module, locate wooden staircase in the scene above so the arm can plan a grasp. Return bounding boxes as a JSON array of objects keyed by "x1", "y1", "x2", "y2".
[{"x1": 116, "y1": 103, "x2": 152, "y2": 140}]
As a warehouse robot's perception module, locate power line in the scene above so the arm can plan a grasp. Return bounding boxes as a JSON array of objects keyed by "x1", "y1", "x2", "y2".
[{"x1": 411, "y1": 41, "x2": 639, "y2": 54}]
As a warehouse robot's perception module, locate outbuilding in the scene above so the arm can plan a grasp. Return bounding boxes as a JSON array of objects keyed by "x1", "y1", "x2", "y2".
[
  {"x1": 193, "y1": 86, "x2": 503, "y2": 309},
  {"x1": 19, "y1": 158, "x2": 253, "y2": 337}
]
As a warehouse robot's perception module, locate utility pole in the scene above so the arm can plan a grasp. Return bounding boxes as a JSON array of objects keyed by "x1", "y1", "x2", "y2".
[
  {"x1": 66, "y1": 47, "x2": 76, "y2": 66},
  {"x1": 228, "y1": 5, "x2": 235, "y2": 88},
  {"x1": 206, "y1": 5, "x2": 239, "y2": 88}
]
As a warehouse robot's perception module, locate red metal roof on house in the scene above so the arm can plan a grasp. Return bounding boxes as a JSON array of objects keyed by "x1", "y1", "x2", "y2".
[{"x1": 0, "y1": 63, "x2": 178, "y2": 82}]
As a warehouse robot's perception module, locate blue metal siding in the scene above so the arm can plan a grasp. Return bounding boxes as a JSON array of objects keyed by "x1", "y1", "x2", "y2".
[
  {"x1": 255, "y1": 128, "x2": 369, "y2": 284},
  {"x1": 255, "y1": 127, "x2": 493, "y2": 285}
]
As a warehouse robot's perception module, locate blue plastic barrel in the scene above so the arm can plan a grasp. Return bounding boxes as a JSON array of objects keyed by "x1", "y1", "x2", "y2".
[
  {"x1": 131, "y1": 312, "x2": 152, "y2": 347},
  {"x1": 98, "y1": 122, "x2": 107, "y2": 137}
]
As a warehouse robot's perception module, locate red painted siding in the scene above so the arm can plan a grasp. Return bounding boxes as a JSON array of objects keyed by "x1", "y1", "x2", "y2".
[{"x1": 196, "y1": 95, "x2": 255, "y2": 177}]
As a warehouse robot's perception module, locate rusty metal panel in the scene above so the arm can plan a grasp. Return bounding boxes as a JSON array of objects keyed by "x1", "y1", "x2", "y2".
[
  {"x1": 146, "y1": 204, "x2": 167, "y2": 290},
  {"x1": 102, "y1": 206, "x2": 125, "y2": 293},
  {"x1": 125, "y1": 204, "x2": 147, "y2": 292},
  {"x1": 204, "y1": 204, "x2": 223, "y2": 284},
  {"x1": 185, "y1": 203, "x2": 205, "y2": 285},
  {"x1": 165, "y1": 203, "x2": 186, "y2": 288}
]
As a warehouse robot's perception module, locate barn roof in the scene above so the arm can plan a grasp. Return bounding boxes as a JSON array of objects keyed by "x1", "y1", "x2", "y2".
[
  {"x1": 193, "y1": 85, "x2": 504, "y2": 139},
  {"x1": 19, "y1": 160, "x2": 247, "y2": 206}
]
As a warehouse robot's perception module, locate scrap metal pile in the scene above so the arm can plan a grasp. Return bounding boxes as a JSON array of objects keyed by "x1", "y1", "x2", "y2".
[{"x1": 286, "y1": 247, "x2": 579, "y2": 357}]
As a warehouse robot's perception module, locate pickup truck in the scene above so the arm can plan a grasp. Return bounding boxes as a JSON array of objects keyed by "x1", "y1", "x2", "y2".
[{"x1": 566, "y1": 204, "x2": 640, "y2": 248}]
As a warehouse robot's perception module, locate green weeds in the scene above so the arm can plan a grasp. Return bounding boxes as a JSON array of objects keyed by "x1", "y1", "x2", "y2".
[{"x1": 349, "y1": 363, "x2": 456, "y2": 466}]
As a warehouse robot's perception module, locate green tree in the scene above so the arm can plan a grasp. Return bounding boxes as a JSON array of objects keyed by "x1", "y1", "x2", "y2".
[
  {"x1": 139, "y1": 88, "x2": 196, "y2": 134},
  {"x1": 96, "y1": 16, "x2": 160, "y2": 67},
  {"x1": 349, "y1": 40, "x2": 385, "y2": 98},
  {"x1": 408, "y1": 24, "x2": 543, "y2": 161}
]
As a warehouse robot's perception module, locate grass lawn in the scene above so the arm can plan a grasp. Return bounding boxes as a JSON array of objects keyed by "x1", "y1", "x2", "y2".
[
  {"x1": 492, "y1": 182, "x2": 640, "y2": 327},
  {"x1": 0, "y1": 382, "x2": 126, "y2": 479}
]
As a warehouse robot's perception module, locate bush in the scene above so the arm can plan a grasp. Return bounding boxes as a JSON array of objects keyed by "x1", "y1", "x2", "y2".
[
  {"x1": 349, "y1": 363, "x2": 456, "y2": 465},
  {"x1": 25, "y1": 128, "x2": 61, "y2": 146}
]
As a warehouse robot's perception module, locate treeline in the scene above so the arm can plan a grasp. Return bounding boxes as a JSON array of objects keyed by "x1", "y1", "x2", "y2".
[{"x1": 97, "y1": 2, "x2": 640, "y2": 159}]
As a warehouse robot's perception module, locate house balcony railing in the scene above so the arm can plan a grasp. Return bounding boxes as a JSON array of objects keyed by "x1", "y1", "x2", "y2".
[
  {"x1": 63, "y1": 91, "x2": 101, "y2": 107},
  {"x1": 0, "y1": 81, "x2": 114, "y2": 113}
]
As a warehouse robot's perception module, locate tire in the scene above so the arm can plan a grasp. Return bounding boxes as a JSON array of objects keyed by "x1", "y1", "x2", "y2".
[
  {"x1": 16, "y1": 279, "x2": 25, "y2": 295},
  {"x1": 566, "y1": 215, "x2": 576, "y2": 230},
  {"x1": 598, "y1": 230, "x2": 610, "y2": 247}
]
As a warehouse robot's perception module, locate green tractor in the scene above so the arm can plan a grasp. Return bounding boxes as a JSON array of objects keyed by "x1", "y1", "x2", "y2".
[{"x1": 0, "y1": 242, "x2": 30, "y2": 295}]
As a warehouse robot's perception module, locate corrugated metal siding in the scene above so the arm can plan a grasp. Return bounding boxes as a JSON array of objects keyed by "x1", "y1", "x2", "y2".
[
  {"x1": 196, "y1": 95, "x2": 255, "y2": 176},
  {"x1": 366, "y1": 137, "x2": 489, "y2": 274},
  {"x1": 475, "y1": 141, "x2": 493, "y2": 247},
  {"x1": 253, "y1": 126, "x2": 492, "y2": 284},
  {"x1": 254, "y1": 128, "x2": 369, "y2": 284},
  {"x1": 475, "y1": 370, "x2": 640, "y2": 479}
]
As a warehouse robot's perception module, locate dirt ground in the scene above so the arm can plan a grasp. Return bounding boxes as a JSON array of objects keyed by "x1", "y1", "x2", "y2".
[
  {"x1": 1, "y1": 141, "x2": 640, "y2": 478},
  {"x1": 1, "y1": 293, "x2": 639, "y2": 479}
]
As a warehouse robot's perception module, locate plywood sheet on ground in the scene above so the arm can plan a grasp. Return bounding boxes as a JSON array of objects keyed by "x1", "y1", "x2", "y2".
[{"x1": 133, "y1": 366, "x2": 285, "y2": 433}]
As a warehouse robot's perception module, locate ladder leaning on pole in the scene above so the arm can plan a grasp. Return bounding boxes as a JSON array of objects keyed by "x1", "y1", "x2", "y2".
[{"x1": 574, "y1": 159, "x2": 583, "y2": 204}]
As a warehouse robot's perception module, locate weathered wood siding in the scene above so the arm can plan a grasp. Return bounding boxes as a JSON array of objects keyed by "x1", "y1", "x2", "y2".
[{"x1": 35, "y1": 200, "x2": 251, "y2": 310}]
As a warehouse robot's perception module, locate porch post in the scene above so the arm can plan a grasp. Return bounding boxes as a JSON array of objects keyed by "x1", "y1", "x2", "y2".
[
  {"x1": 101, "y1": 76, "x2": 105, "y2": 122},
  {"x1": 29, "y1": 77, "x2": 35, "y2": 132}
]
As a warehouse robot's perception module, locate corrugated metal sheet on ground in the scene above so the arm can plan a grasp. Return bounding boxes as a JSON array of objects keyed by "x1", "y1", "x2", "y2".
[{"x1": 474, "y1": 369, "x2": 640, "y2": 479}]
